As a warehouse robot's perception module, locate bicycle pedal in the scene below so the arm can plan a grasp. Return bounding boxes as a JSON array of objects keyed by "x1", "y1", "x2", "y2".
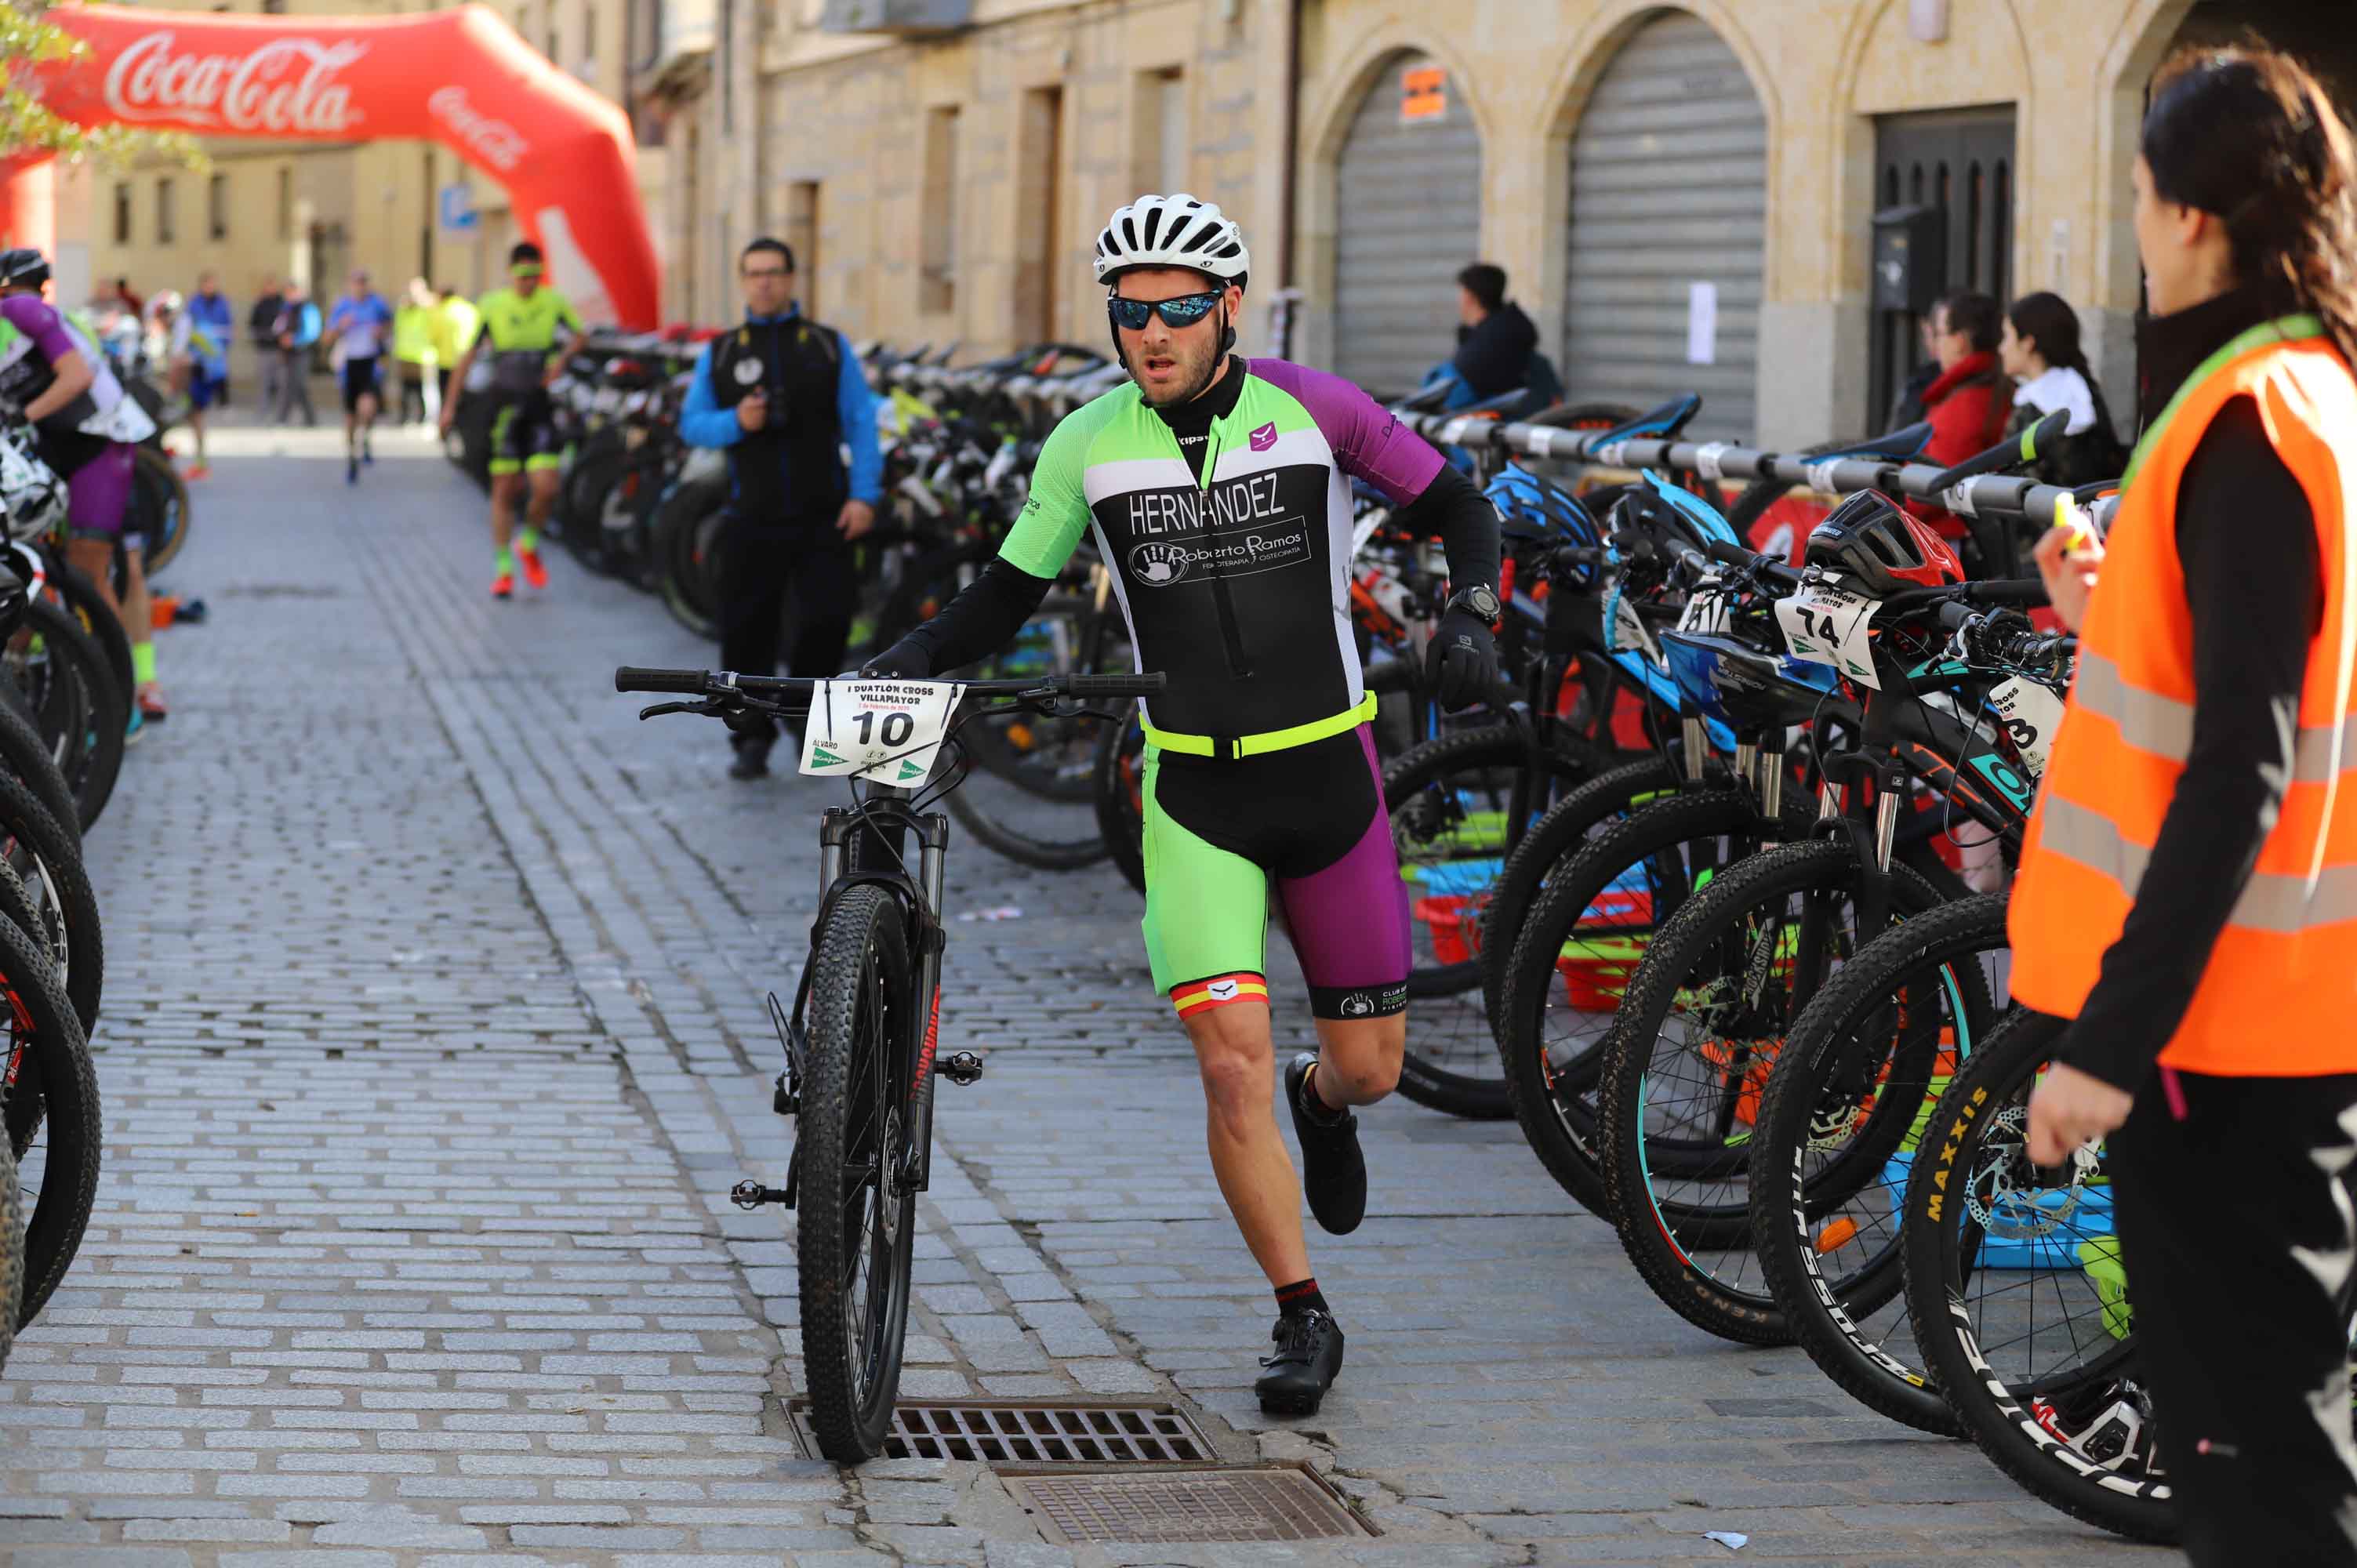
[
  {"x1": 730, "y1": 1178, "x2": 792, "y2": 1210},
  {"x1": 941, "y1": 1051, "x2": 986, "y2": 1086}
]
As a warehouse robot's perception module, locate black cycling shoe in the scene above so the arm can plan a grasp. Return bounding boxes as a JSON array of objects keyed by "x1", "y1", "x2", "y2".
[
  {"x1": 728, "y1": 737, "x2": 771, "y2": 780},
  {"x1": 1255, "y1": 1310, "x2": 1344, "y2": 1416},
  {"x1": 1285, "y1": 1052, "x2": 1366, "y2": 1235}
]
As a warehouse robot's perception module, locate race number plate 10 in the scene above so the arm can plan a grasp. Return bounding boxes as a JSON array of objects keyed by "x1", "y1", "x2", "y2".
[
  {"x1": 1988, "y1": 677, "x2": 2067, "y2": 781},
  {"x1": 1774, "y1": 580, "x2": 1883, "y2": 689},
  {"x1": 798, "y1": 679, "x2": 962, "y2": 784}
]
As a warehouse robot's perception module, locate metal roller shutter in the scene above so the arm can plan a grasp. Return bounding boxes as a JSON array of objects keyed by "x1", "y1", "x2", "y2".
[
  {"x1": 1331, "y1": 53, "x2": 1483, "y2": 397},
  {"x1": 1563, "y1": 11, "x2": 1767, "y2": 439}
]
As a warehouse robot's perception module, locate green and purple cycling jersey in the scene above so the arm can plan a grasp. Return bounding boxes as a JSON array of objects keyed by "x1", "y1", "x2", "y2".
[
  {"x1": 0, "y1": 294, "x2": 142, "y2": 538},
  {"x1": 998, "y1": 358, "x2": 1461, "y2": 1018}
]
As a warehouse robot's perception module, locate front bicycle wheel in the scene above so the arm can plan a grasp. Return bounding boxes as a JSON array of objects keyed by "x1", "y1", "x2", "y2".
[
  {"x1": 1597, "y1": 838, "x2": 1972, "y2": 1345},
  {"x1": 796, "y1": 884, "x2": 919, "y2": 1463},
  {"x1": 1749, "y1": 893, "x2": 2010, "y2": 1435},
  {"x1": 0, "y1": 905, "x2": 102, "y2": 1326},
  {"x1": 1901, "y1": 1011, "x2": 2174, "y2": 1544}
]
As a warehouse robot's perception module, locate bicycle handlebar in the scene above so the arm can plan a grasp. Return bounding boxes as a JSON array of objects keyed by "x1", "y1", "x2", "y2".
[
  {"x1": 615, "y1": 666, "x2": 1169, "y2": 700},
  {"x1": 1921, "y1": 409, "x2": 2070, "y2": 495}
]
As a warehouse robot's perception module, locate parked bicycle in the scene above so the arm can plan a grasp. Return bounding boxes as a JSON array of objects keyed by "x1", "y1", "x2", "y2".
[{"x1": 614, "y1": 661, "x2": 1163, "y2": 1461}]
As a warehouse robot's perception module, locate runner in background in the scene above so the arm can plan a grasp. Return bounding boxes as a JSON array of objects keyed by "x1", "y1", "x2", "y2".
[
  {"x1": 174, "y1": 270, "x2": 231, "y2": 478},
  {"x1": 323, "y1": 270, "x2": 393, "y2": 485}
]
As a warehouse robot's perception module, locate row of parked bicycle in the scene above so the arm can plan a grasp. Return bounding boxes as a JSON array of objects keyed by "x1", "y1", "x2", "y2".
[
  {"x1": 496, "y1": 332, "x2": 2170, "y2": 1540},
  {"x1": 0, "y1": 367, "x2": 197, "y2": 1377}
]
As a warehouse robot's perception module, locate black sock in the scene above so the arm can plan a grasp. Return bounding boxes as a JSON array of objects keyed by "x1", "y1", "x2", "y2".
[
  {"x1": 1297, "y1": 1060, "x2": 1344, "y2": 1124},
  {"x1": 1274, "y1": 1278, "x2": 1330, "y2": 1319}
]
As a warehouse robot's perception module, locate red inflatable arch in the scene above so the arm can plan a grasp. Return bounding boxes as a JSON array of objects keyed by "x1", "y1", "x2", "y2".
[{"x1": 5, "y1": 4, "x2": 659, "y2": 327}]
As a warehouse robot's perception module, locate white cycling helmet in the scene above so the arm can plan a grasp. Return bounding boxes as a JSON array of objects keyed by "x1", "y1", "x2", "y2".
[{"x1": 1093, "y1": 194, "x2": 1250, "y2": 286}]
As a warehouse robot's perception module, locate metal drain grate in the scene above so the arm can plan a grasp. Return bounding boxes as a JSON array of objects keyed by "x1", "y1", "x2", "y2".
[
  {"x1": 788, "y1": 1399, "x2": 1215, "y2": 1465},
  {"x1": 1002, "y1": 1465, "x2": 1373, "y2": 1544}
]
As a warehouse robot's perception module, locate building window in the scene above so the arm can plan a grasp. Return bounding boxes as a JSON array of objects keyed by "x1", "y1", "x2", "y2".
[
  {"x1": 718, "y1": 0, "x2": 735, "y2": 132},
  {"x1": 113, "y1": 182, "x2": 133, "y2": 245},
  {"x1": 1135, "y1": 67, "x2": 1186, "y2": 194},
  {"x1": 156, "y1": 177, "x2": 176, "y2": 245},
  {"x1": 263, "y1": 0, "x2": 285, "y2": 12},
  {"x1": 208, "y1": 173, "x2": 229, "y2": 241},
  {"x1": 919, "y1": 105, "x2": 959, "y2": 316},
  {"x1": 277, "y1": 167, "x2": 292, "y2": 240},
  {"x1": 579, "y1": 3, "x2": 597, "y2": 78}
]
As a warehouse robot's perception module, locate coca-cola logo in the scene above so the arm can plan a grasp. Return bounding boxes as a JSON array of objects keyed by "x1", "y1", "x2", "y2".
[
  {"x1": 428, "y1": 86, "x2": 528, "y2": 173},
  {"x1": 103, "y1": 32, "x2": 368, "y2": 135}
]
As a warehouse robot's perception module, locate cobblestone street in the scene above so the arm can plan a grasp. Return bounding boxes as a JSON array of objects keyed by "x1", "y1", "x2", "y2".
[{"x1": 0, "y1": 422, "x2": 2165, "y2": 1566}]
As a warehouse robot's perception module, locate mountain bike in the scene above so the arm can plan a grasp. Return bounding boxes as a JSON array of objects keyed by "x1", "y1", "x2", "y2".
[{"x1": 614, "y1": 662, "x2": 1164, "y2": 1463}]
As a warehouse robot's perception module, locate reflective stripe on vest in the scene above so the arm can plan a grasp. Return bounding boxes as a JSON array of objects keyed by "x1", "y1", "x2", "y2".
[{"x1": 2007, "y1": 316, "x2": 2357, "y2": 1076}]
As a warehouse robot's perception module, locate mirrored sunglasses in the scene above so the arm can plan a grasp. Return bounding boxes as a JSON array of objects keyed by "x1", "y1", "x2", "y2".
[{"x1": 1107, "y1": 292, "x2": 1221, "y2": 332}]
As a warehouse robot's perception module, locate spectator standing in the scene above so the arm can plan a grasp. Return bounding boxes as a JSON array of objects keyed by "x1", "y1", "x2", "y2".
[
  {"x1": 1448, "y1": 263, "x2": 1538, "y2": 403},
  {"x1": 110, "y1": 275, "x2": 143, "y2": 323},
  {"x1": 322, "y1": 269, "x2": 393, "y2": 481},
  {"x1": 2018, "y1": 41, "x2": 2357, "y2": 1567},
  {"x1": 432, "y1": 285, "x2": 478, "y2": 413},
  {"x1": 1999, "y1": 291, "x2": 2130, "y2": 488},
  {"x1": 677, "y1": 237, "x2": 881, "y2": 779},
  {"x1": 274, "y1": 283, "x2": 321, "y2": 426},
  {"x1": 249, "y1": 276, "x2": 285, "y2": 419},
  {"x1": 1905, "y1": 290, "x2": 2011, "y2": 558},
  {"x1": 176, "y1": 271, "x2": 232, "y2": 478},
  {"x1": 393, "y1": 278, "x2": 439, "y2": 427}
]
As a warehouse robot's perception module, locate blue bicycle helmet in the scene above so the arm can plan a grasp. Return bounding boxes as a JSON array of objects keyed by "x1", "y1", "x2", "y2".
[{"x1": 1484, "y1": 462, "x2": 1603, "y2": 586}]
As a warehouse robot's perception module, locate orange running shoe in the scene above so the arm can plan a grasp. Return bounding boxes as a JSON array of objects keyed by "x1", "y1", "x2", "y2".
[
  {"x1": 491, "y1": 572, "x2": 515, "y2": 600},
  {"x1": 518, "y1": 544, "x2": 548, "y2": 591},
  {"x1": 187, "y1": 464, "x2": 212, "y2": 481}
]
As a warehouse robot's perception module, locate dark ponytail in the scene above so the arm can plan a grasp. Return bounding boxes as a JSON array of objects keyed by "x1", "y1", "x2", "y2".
[
  {"x1": 2142, "y1": 42, "x2": 2357, "y2": 370},
  {"x1": 2007, "y1": 289, "x2": 2122, "y2": 446}
]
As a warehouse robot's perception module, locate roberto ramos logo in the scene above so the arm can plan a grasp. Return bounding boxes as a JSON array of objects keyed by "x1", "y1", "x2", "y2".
[{"x1": 1130, "y1": 540, "x2": 1193, "y2": 586}]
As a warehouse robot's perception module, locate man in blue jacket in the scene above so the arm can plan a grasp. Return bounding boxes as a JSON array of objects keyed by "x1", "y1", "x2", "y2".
[{"x1": 681, "y1": 237, "x2": 881, "y2": 779}]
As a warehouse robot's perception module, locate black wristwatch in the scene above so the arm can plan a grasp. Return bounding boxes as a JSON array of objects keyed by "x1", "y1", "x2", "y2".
[{"x1": 1444, "y1": 583, "x2": 1502, "y2": 623}]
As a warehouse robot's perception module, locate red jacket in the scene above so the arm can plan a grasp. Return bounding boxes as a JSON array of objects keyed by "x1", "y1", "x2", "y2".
[{"x1": 1908, "y1": 350, "x2": 2010, "y2": 537}]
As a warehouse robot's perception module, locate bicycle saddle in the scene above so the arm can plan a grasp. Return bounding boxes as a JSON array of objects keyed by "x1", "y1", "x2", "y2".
[
  {"x1": 1586, "y1": 394, "x2": 1703, "y2": 450},
  {"x1": 1792, "y1": 422, "x2": 1933, "y2": 464}
]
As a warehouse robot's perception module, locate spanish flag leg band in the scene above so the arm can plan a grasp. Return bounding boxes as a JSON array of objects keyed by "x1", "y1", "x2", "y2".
[{"x1": 1171, "y1": 972, "x2": 1269, "y2": 1018}]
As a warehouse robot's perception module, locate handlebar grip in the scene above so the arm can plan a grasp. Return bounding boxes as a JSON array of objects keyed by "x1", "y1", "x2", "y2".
[
  {"x1": 1065, "y1": 673, "x2": 1168, "y2": 699},
  {"x1": 1965, "y1": 578, "x2": 2051, "y2": 607},
  {"x1": 1702, "y1": 538, "x2": 1755, "y2": 569},
  {"x1": 1921, "y1": 408, "x2": 2071, "y2": 495},
  {"x1": 615, "y1": 666, "x2": 710, "y2": 694}
]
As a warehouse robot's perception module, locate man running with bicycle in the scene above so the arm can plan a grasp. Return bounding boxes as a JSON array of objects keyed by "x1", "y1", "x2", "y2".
[{"x1": 867, "y1": 196, "x2": 1502, "y2": 1414}]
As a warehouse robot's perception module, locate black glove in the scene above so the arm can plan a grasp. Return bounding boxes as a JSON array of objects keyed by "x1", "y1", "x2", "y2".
[
  {"x1": 1425, "y1": 607, "x2": 1500, "y2": 712},
  {"x1": 860, "y1": 637, "x2": 933, "y2": 680}
]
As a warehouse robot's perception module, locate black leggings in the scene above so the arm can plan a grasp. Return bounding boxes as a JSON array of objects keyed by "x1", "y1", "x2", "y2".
[
  {"x1": 715, "y1": 518, "x2": 855, "y2": 749},
  {"x1": 2109, "y1": 1067, "x2": 2357, "y2": 1566}
]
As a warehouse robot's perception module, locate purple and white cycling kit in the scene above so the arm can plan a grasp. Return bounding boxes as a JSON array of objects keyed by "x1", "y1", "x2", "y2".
[{"x1": 0, "y1": 295, "x2": 136, "y2": 539}]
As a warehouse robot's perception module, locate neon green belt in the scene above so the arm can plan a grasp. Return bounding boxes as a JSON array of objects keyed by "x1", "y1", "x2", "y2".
[{"x1": 1141, "y1": 691, "x2": 1378, "y2": 760}]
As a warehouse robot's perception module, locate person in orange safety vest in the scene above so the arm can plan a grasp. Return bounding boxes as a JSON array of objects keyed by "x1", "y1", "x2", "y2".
[{"x1": 2015, "y1": 44, "x2": 2357, "y2": 1568}]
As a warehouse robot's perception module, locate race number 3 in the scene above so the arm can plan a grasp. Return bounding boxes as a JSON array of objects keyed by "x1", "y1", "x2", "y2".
[
  {"x1": 799, "y1": 679, "x2": 961, "y2": 783},
  {"x1": 1988, "y1": 677, "x2": 2066, "y2": 781},
  {"x1": 1774, "y1": 580, "x2": 1883, "y2": 689}
]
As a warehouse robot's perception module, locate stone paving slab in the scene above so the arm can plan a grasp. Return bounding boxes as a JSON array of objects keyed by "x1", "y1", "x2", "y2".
[{"x1": 0, "y1": 419, "x2": 2166, "y2": 1565}]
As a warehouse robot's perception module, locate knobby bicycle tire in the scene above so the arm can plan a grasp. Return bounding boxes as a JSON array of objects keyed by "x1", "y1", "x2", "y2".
[
  {"x1": 133, "y1": 446, "x2": 191, "y2": 577},
  {"x1": 1749, "y1": 892, "x2": 2009, "y2": 1436},
  {"x1": 0, "y1": 695, "x2": 82, "y2": 847},
  {"x1": 0, "y1": 907, "x2": 102, "y2": 1326},
  {"x1": 1497, "y1": 788, "x2": 1814, "y2": 1212},
  {"x1": 0, "y1": 1134, "x2": 20, "y2": 1374},
  {"x1": 45, "y1": 564, "x2": 134, "y2": 723},
  {"x1": 796, "y1": 883, "x2": 920, "y2": 1463},
  {"x1": 1900, "y1": 1009, "x2": 2174, "y2": 1544},
  {"x1": 1093, "y1": 702, "x2": 1146, "y2": 897},
  {"x1": 656, "y1": 474, "x2": 728, "y2": 641},
  {"x1": 1386, "y1": 721, "x2": 1607, "y2": 1121},
  {"x1": 12, "y1": 596, "x2": 126, "y2": 832},
  {"x1": 942, "y1": 779, "x2": 1107, "y2": 871},
  {"x1": 0, "y1": 767, "x2": 102, "y2": 1037}
]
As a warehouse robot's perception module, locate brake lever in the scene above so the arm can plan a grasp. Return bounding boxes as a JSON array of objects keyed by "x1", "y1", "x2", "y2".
[{"x1": 637, "y1": 698, "x2": 733, "y2": 721}]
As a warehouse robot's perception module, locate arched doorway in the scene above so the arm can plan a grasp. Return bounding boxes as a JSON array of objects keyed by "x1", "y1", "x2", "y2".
[
  {"x1": 1330, "y1": 52, "x2": 1483, "y2": 397},
  {"x1": 1562, "y1": 9, "x2": 1766, "y2": 438}
]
